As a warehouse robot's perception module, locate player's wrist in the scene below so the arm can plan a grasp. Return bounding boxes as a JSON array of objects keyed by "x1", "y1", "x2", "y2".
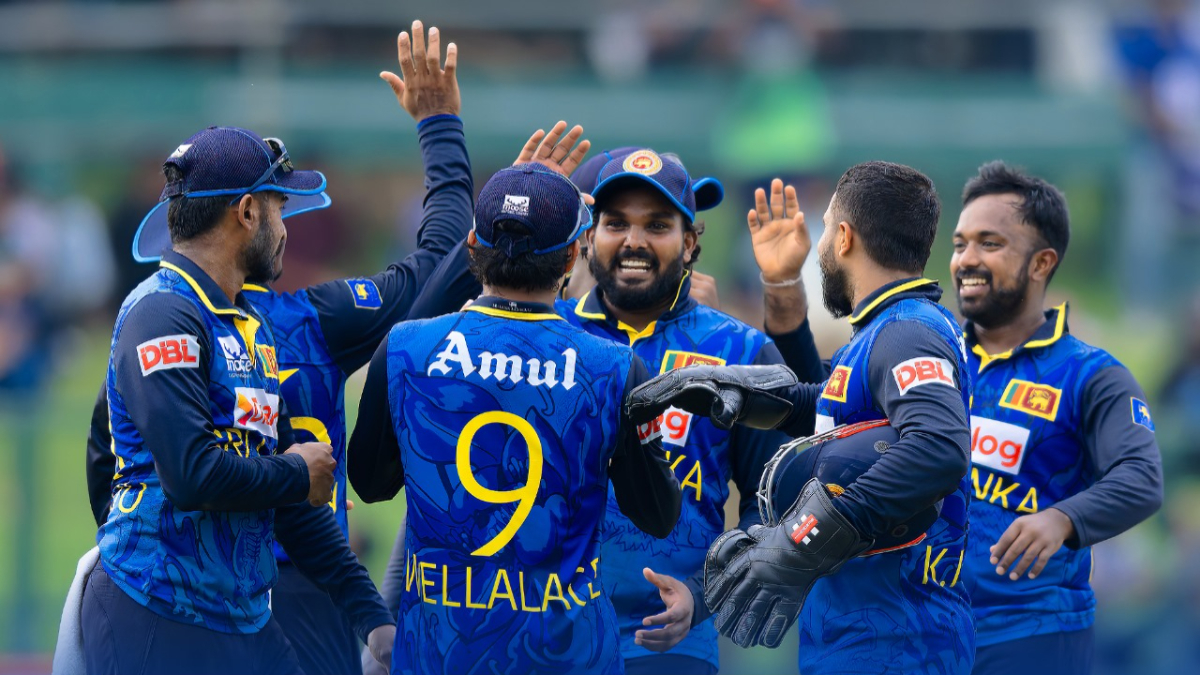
[{"x1": 760, "y1": 270, "x2": 804, "y2": 286}]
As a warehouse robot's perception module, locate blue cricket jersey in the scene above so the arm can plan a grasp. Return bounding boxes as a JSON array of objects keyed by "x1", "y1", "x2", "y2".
[
  {"x1": 793, "y1": 278, "x2": 975, "y2": 675},
  {"x1": 963, "y1": 305, "x2": 1163, "y2": 646},
  {"x1": 558, "y1": 272, "x2": 791, "y2": 668},
  {"x1": 346, "y1": 297, "x2": 681, "y2": 675}
]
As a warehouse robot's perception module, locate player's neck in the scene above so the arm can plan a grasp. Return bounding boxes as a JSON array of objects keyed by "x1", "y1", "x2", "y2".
[
  {"x1": 972, "y1": 299, "x2": 1048, "y2": 356},
  {"x1": 173, "y1": 243, "x2": 247, "y2": 304},
  {"x1": 601, "y1": 294, "x2": 671, "y2": 333},
  {"x1": 480, "y1": 284, "x2": 559, "y2": 308},
  {"x1": 851, "y1": 267, "x2": 923, "y2": 312}
]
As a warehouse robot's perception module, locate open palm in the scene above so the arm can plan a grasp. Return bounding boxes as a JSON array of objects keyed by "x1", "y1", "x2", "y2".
[{"x1": 747, "y1": 178, "x2": 811, "y2": 283}]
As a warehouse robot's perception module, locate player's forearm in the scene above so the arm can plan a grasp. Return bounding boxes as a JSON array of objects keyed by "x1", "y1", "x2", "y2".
[
  {"x1": 765, "y1": 319, "x2": 827, "y2": 385},
  {"x1": 610, "y1": 433, "x2": 681, "y2": 539},
  {"x1": 1051, "y1": 456, "x2": 1163, "y2": 549},
  {"x1": 402, "y1": 240, "x2": 481, "y2": 321},
  {"x1": 162, "y1": 447, "x2": 310, "y2": 512},
  {"x1": 415, "y1": 114, "x2": 473, "y2": 257},
  {"x1": 86, "y1": 381, "x2": 116, "y2": 527},
  {"x1": 776, "y1": 382, "x2": 822, "y2": 438},
  {"x1": 275, "y1": 501, "x2": 393, "y2": 641},
  {"x1": 683, "y1": 573, "x2": 710, "y2": 627},
  {"x1": 347, "y1": 342, "x2": 406, "y2": 502},
  {"x1": 763, "y1": 281, "x2": 808, "y2": 335}
]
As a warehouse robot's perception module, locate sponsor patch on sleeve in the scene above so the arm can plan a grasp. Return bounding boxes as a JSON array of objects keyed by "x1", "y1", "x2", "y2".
[
  {"x1": 1131, "y1": 397, "x2": 1155, "y2": 431},
  {"x1": 345, "y1": 278, "x2": 382, "y2": 310},
  {"x1": 137, "y1": 334, "x2": 200, "y2": 375},
  {"x1": 891, "y1": 357, "x2": 956, "y2": 396}
]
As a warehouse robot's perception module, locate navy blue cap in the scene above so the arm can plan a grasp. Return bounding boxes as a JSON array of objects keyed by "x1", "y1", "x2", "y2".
[
  {"x1": 132, "y1": 126, "x2": 330, "y2": 263},
  {"x1": 570, "y1": 147, "x2": 638, "y2": 193},
  {"x1": 474, "y1": 162, "x2": 591, "y2": 256},
  {"x1": 591, "y1": 149, "x2": 724, "y2": 223}
]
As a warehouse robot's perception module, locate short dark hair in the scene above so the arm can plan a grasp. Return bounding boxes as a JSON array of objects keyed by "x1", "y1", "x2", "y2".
[
  {"x1": 962, "y1": 161, "x2": 1070, "y2": 278},
  {"x1": 833, "y1": 161, "x2": 941, "y2": 274},
  {"x1": 165, "y1": 164, "x2": 229, "y2": 244},
  {"x1": 468, "y1": 220, "x2": 573, "y2": 292}
]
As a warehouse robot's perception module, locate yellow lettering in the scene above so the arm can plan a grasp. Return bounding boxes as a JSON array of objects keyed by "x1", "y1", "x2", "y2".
[
  {"x1": 589, "y1": 558, "x2": 602, "y2": 599},
  {"x1": 465, "y1": 566, "x2": 487, "y2": 609},
  {"x1": 441, "y1": 565, "x2": 461, "y2": 608},
  {"x1": 971, "y1": 467, "x2": 994, "y2": 501},
  {"x1": 518, "y1": 571, "x2": 540, "y2": 613},
  {"x1": 567, "y1": 570, "x2": 588, "y2": 608},
  {"x1": 949, "y1": 549, "x2": 965, "y2": 588},
  {"x1": 922, "y1": 546, "x2": 948, "y2": 586},
  {"x1": 405, "y1": 553, "x2": 417, "y2": 593},
  {"x1": 115, "y1": 483, "x2": 147, "y2": 513},
  {"x1": 989, "y1": 477, "x2": 1021, "y2": 509},
  {"x1": 681, "y1": 460, "x2": 703, "y2": 502},
  {"x1": 488, "y1": 569, "x2": 517, "y2": 611},
  {"x1": 419, "y1": 562, "x2": 436, "y2": 605},
  {"x1": 456, "y1": 412, "x2": 544, "y2": 556},
  {"x1": 1017, "y1": 487, "x2": 1039, "y2": 514},
  {"x1": 542, "y1": 573, "x2": 571, "y2": 611},
  {"x1": 669, "y1": 454, "x2": 687, "y2": 472}
]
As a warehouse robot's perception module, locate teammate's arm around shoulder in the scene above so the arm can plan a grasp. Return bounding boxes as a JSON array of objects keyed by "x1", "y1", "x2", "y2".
[
  {"x1": 113, "y1": 293, "x2": 311, "y2": 512},
  {"x1": 611, "y1": 355, "x2": 682, "y2": 539},
  {"x1": 347, "y1": 338, "x2": 405, "y2": 503},
  {"x1": 837, "y1": 319, "x2": 972, "y2": 539}
]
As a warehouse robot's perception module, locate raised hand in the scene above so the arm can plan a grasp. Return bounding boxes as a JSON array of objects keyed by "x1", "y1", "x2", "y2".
[
  {"x1": 380, "y1": 20, "x2": 461, "y2": 122},
  {"x1": 514, "y1": 121, "x2": 592, "y2": 183},
  {"x1": 748, "y1": 179, "x2": 811, "y2": 284}
]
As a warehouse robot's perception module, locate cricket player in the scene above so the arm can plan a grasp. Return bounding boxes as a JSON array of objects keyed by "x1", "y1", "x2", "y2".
[
  {"x1": 555, "y1": 148, "x2": 791, "y2": 675},
  {"x1": 627, "y1": 161, "x2": 975, "y2": 674},
  {"x1": 84, "y1": 22, "x2": 481, "y2": 675},
  {"x1": 950, "y1": 162, "x2": 1163, "y2": 674},
  {"x1": 347, "y1": 162, "x2": 683, "y2": 675},
  {"x1": 83, "y1": 122, "x2": 397, "y2": 674}
]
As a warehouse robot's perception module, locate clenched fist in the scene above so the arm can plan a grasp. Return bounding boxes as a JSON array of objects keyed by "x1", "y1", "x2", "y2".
[{"x1": 285, "y1": 442, "x2": 337, "y2": 507}]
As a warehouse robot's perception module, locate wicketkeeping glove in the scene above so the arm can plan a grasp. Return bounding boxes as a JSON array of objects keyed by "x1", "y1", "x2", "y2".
[
  {"x1": 625, "y1": 364, "x2": 799, "y2": 430},
  {"x1": 703, "y1": 478, "x2": 872, "y2": 648}
]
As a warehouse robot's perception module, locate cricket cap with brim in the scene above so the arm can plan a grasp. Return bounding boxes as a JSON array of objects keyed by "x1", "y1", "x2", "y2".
[
  {"x1": 473, "y1": 162, "x2": 592, "y2": 257},
  {"x1": 590, "y1": 148, "x2": 723, "y2": 223}
]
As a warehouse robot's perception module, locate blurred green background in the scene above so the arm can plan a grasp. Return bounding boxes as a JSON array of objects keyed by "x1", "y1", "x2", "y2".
[{"x1": 3, "y1": 1, "x2": 1200, "y2": 673}]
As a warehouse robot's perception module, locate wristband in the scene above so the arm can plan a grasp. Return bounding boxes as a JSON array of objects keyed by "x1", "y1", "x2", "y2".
[{"x1": 760, "y1": 271, "x2": 803, "y2": 288}]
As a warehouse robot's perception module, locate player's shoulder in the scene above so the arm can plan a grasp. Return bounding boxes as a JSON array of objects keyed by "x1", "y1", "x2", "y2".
[{"x1": 686, "y1": 303, "x2": 769, "y2": 340}]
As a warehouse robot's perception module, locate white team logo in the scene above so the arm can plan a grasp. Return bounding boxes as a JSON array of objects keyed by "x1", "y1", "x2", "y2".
[
  {"x1": 218, "y1": 335, "x2": 253, "y2": 374},
  {"x1": 169, "y1": 144, "x2": 192, "y2": 159},
  {"x1": 502, "y1": 195, "x2": 530, "y2": 216}
]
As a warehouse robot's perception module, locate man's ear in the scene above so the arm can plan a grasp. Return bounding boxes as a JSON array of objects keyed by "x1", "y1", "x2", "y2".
[
  {"x1": 1030, "y1": 247, "x2": 1059, "y2": 283},
  {"x1": 837, "y1": 221, "x2": 854, "y2": 257},
  {"x1": 234, "y1": 194, "x2": 257, "y2": 235},
  {"x1": 682, "y1": 227, "x2": 698, "y2": 265},
  {"x1": 563, "y1": 240, "x2": 581, "y2": 276}
]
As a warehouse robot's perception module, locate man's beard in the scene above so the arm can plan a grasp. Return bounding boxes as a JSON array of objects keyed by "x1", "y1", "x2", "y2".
[
  {"x1": 957, "y1": 257, "x2": 1031, "y2": 329},
  {"x1": 589, "y1": 248, "x2": 686, "y2": 312},
  {"x1": 243, "y1": 210, "x2": 283, "y2": 284},
  {"x1": 819, "y1": 243, "x2": 854, "y2": 318}
]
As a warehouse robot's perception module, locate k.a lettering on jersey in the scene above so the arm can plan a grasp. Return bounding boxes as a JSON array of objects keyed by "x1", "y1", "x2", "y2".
[
  {"x1": 971, "y1": 417, "x2": 1031, "y2": 474},
  {"x1": 137, "y1": 334, "x2": 200, "y2": 375},
  {"x1": 892, "y1": 356, "x2": 956, "y2": 395}
]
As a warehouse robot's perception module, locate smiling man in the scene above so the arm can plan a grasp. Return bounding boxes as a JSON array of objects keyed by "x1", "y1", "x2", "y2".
[
  {"x1": 952, "y1": 161, "x2": 1163, "y2": 675},
  {"x1": 559, "y1": 149, "x2": 793, "y2": 675}
]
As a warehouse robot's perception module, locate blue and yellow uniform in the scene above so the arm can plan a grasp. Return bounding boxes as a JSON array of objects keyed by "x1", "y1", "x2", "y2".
[
  {"x1": 771, "y1": 277, "x2": 975, "y2": 675},
  {"x1": 348, "y1": 296, "x2": 682, "y2": 675},
  {"x1": 963, "y1": 305, "x2": 1163, "y2": 673},
  {"x1": 85, "y1": 251, "x2": 390, "y2": 675},
  {"x1": 558, "y1": 273, "x2": 790, "y2": 671},
  {"x1": 87, "y1": 113, "x2": 474, "y2": 675}
]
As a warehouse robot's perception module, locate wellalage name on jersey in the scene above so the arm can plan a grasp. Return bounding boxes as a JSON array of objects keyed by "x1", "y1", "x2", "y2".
[
  {"x1": 402, "y1": 553, "x2": 604, "y2": 612},
  {"x1": 427, "y1": 331, "x2": 579, "y2": 390}
]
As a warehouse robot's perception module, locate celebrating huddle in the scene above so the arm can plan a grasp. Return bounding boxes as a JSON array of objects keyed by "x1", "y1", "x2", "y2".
[{"x1": 72, "y1": 20, "x2": 1163, "y2": 675}]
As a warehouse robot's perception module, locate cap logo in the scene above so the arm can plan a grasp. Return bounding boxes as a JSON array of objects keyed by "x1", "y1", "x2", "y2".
[
  {"x1": 622, "y1": 150, "x2": 663, "y2": 176},
  {"x1": 501, "y1": 194, "x2": 530, "y2": 216},
  {"x1": 169, "y1": 144, "x2": 192, "y2": 159}
]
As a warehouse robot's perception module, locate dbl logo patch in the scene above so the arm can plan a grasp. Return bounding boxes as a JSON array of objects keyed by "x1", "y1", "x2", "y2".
[
  {"x1": 822, "y1": 366, "x2": 852, "y2": 402},
  {"x1": 137, "y1": 334, "x2": 199, "y2": 376},
  {"x1": 892, "y1": 357, "x2": 956, "y2": 396},
  {"x1": 1000, "y1": 379, "x2": 1061, "y2": 421},
  {"x1": 346, "y1": 278, "x2": 382, "y2": 310}
]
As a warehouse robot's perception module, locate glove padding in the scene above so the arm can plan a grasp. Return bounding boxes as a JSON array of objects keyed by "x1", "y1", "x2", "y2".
[
  {"x1": 625, "y1": 364, "x2": 799, "y2": 430},
  {"x1": 703, "y1": 478, "x2": 872, "y2": 648}
]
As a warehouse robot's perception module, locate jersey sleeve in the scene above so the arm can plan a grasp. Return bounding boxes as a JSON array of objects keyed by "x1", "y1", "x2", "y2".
[
  {"x1": 1052, "y1": 365, "x2": 1164, "y2": 548},
  {"x1": 836, "y1": 320, "x2": 972, "y2": 539},
  {"x1": 346, "y1": 338, "x2": 405, "y2": 503},
  {"x1": 112, "y1": 293, "x2": 310, "y2": 512},
  {"x1": 402, "y1": 239, "x2": 481, "y2": 321},
  {"x1": 86, "y1": 381, "x2": 115, "y2": 527},
  {"x1": 767, "y1": 318, "x2": 830, "y2": 385},
  {"x1": 610, "y1": 354, "x2": 683, "y2": 539},
  {"x1": 273, "y1": 500, "x2": 392, "y2": 641},
  {"x1": 305, "y1": 114, "x2": 474, "y2": 374}
]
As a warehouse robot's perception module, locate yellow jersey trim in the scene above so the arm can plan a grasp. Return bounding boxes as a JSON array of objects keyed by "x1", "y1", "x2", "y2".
[
  {"x1": 465, "y1": 306, "x2": 564, "y2": 322},
  {"x1": 973, "y1": 303, "x2": 1067, "y2": 373},
  {"x1": 160, "y1": 261, "x2": 245, "y2": 318},
  {"x1": 847, "y1": 278, "x2": 937, "y2": 325}
]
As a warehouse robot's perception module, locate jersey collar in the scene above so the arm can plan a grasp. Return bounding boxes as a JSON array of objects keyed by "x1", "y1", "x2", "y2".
[
  {"x1": 159, "y1": 250, "x2": 249, "y2": 318},
  {"x1": 573, "y1": 270, "x2": 696, "y2": 344},
  {"x1": 466, "y1": 296, "x2": 564, "y2": 321},
  {"x1": 965, "y1": 303, "x2": 1070, "y2": 370},
  {"x1": 846, "y1": 277, "x2": 941, "y2": 328}
]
